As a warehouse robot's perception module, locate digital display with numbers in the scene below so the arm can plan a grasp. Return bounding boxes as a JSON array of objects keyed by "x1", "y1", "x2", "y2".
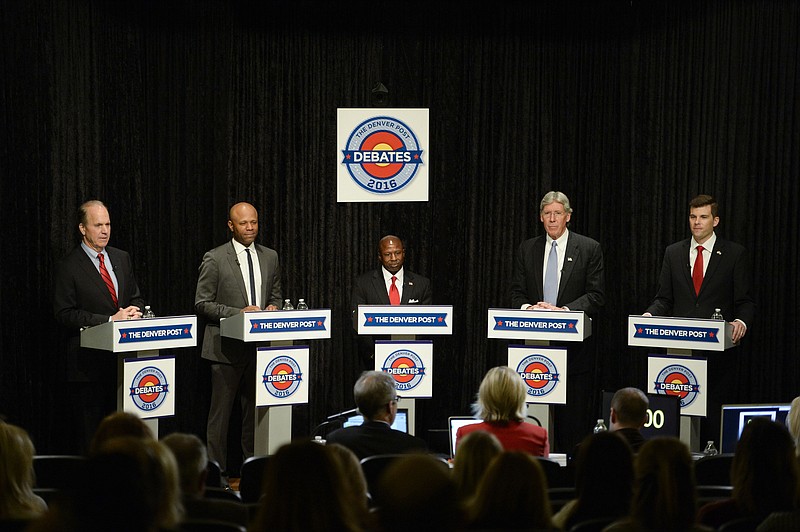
[{"x1": 601, "y1": 392, "x2": 681, "y2": 439}]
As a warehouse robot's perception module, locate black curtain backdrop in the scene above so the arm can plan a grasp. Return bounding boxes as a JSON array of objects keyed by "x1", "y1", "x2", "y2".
[{"x1": 1, "y1": 0, "x2": 798, "y2": 455}]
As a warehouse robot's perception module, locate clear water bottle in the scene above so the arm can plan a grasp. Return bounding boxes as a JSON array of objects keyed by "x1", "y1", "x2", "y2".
[
  {"x1": 313, "y1": 435, "x2": 326, "y2": 445},
  {"x1": 593, "y1": 418, "x2": 608, "y2": 433},
  {"x1": 711, "y1": 308, "x2": 724, "y2": 320},
  {"x1": 142, "y1": 305, "x2": 156, "y2": 319},
  {"x1": 296, "y1": 298, "x2": 308, "y2": 310},
  {"x1": 282, "y1": 299, "x2": 294, "y2": 311},
  {"x1": 703, "y1": 440, "x2": 719, "y2": 456}
]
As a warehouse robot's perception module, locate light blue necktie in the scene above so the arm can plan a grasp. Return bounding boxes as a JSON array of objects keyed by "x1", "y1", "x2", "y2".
[{"x1": 543, "y1": 241, "x2": 559, "y2": 305}]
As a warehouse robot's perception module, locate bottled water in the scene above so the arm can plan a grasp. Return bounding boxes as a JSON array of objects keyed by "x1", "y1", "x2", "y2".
[
  {"x1": 142, "y1": 305, "x2": 156, "y2": 319},
  {"x1": 593, "y1": 418, "x2": 608, "y2": 433},
  {"x1": 313, "y1": 435, "x2": 326, "y2": 445},
  {"x1": 282, "y1": 299, "x2": 294, "y2": 311},
  {"x1": 296, "y1": 299, "x2": 308, "y2": 310},
  {"x1": 711, "y1": 308, "x2": 724, "y2": 320},
  {"x1": 703, "y1": 440, "x2": 719, "y2": 456}
]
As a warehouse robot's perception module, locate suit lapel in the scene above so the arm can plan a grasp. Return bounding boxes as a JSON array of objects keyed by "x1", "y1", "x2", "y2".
[
  {"x1": 403, "y1": 272, "x2": 416, "y2": 303},
  {"x1": 559, "y1": 236, "x2": 581, "y2": 299},
  {"x1": 80, "y1": 249, "x2": 116, "y2": 307},
  {"x1": 106, "y1": 248, "x2": 124, "y2": 303},
  {"x1": 700, "y1": 239, "x2": 725, "y2": 297},
  {"x1": 256, "y1": 245, "x2": 270, "y2": 308},
  {"x1": 680, "y1": 240, "x2": 694, "y2": 293},
  {"x1": 227, "y1": 242, "x2": 249, "y2": 304},
  {"x1": 532, "y1": 238, "x2": 546, "y2": 300},
  {"x1": 372, "y1": 269, "x2": 391, "y2": 304}
]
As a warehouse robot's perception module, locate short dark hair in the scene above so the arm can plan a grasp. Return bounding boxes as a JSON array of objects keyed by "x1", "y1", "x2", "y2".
[
  {"x1": 611, "y1": 387, "x2": 649, "y2": 426},
  {"x1": 689, "y1": 194, "x2": 718, "y2": 218},
  {"x1": 353, "y1": 371, "x2": 396, "y2": 419}
]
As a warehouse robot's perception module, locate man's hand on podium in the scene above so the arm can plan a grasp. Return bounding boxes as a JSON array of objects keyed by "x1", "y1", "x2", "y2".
[{"x1": 113, "y1": 306, "x2": 142, "y2": 321}]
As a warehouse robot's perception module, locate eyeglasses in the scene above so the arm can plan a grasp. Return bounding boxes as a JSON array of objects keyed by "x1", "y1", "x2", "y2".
[
  {"x1": 390, "y1": 395, "x2": 401, "y2": 404},
  {"x1": 542, "y1": 210, "x2": 566, "y2": 218}
]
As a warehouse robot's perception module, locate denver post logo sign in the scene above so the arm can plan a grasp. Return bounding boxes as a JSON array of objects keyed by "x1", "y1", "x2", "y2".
[{"x1": 337, "y1": 108, "x2": 429, "y2": 202}]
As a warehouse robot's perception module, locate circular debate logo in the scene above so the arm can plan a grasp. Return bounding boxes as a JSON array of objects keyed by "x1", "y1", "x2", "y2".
[
  {"x1": 381, "y1": 349, "x2": 426, "y2": 391},
  {"x1": 129, "y1": 366, "x2": 169, "y2": 412},
  {"x1": 262, "y1": 356, "x2": 303, "y2": 399},
  {"x1": 653, "y1": 364, "x2": 700, "y2": 408},
  {"x1": 341, "y1": 116, "x2": 424, "y2": 194},
  {"x1": 515, "y1": 355, "x2": 560, "y2": 397}
]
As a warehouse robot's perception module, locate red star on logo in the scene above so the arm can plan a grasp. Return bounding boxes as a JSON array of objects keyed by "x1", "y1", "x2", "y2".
[
  {"x1": 414, "y1": 154, "x2": 419, "y2": 159},
  {"x1": 637, "y1": 327, "x2": 643, "y2": 333},
  {"x1": 121, "y1": 332, "x2": 127, "y2": 338},
  {"x1": 437, "y1": 317, "x2": 443, "y2": 322},
  {"x1": 709, "y1": 332, "x2": 715, "y2": 338},
  {"x1": 345, "y1": 154, "x2": 351, "y2": 160},
  {"x1": 317, "y1": 321, "x2": 323, "y2": 327},
  {"x1": 367, "y1": 317, "x2": 373, "y2": 322},
  {"x1": 497, "y1": 320, "x2": 503, "y2": 326},
  {"x1": 568, "y1": 323, "x2": 575, "y2": 329},
  {"x1": 183, "y1": 328, "x2": 189, "y2": 334}
]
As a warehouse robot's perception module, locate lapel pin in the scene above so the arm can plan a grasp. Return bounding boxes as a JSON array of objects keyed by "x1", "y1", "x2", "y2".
[
  {"x1": 716, "y1": 250, "x2": 722, "y2": 255},
  {"x1": 408, "y1": 281, "x2": 414, "y2": 286},
  {"x1": 567, "y1": 257, "x2": 573, "y2": 262}
]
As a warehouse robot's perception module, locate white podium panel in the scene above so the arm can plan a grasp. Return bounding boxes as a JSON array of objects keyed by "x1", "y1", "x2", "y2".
[
  {"x1": 508, "y1": 345, "x2": 568, "y2": 405},
  {"x1": 256, "y1": 346, "x2": 310, "y2": 407},
  {"x1": 375, "y1": 341, "x2": 433, "y2": 398},
  {"x1": 81, "y1": 315, "x2": 197, "y2": 352},
  {"x1": 123, "y1": 355, "x2": 176, "y2": 419},
  {"x1": 487, "y1": 308, "x2": 591, "y2": 341},
  {"x1": 647, "y1": 355, "x2": 708, "y2": 417},
  {"x1": 357, "y1": 305, "x2": 453, "y2": 335},
  {"x1": 221, "y1": 309, "x2": 331, "y2": 342},
  {"x1": 627, "y1": 315, "x2": 734, "y2": 351}
]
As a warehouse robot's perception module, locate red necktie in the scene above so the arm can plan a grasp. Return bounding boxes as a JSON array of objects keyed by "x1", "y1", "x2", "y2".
[
  {"x1": 692, "y1": 245, "x2": 705, "y2": 296},
  {"x1": 389, "y1": 276, "x2": 400, "y2": 305},
  {"x1": 97, "y1": 253, "x2": 118, "y2": 308}
]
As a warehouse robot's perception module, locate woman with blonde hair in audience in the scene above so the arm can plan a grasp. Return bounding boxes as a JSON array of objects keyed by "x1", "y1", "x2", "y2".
[
  {"x1": 787, "y1": 395, "x2": 800, "y2": 456},
  {"x1": 456, "y1": 366, "x2": 550, "y2": 456},
  {"x1": 452, "y1": 430, "x2": 503, "y2": 504},
  {"x1": 0, "y1": 422, "x2": 47, "y2": 521},
  {"x1": 467, "y1": 451, "x2": 554, "y2": 530}
]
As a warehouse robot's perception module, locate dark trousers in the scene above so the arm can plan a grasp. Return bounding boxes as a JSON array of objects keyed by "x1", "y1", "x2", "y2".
[{"x1": 207, "y1": 357, "x2": 256, "y2": 474}]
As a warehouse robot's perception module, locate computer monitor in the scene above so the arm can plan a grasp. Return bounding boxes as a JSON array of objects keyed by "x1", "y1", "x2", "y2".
[
  {"x1": 601, "y1": 391, "x2": 681, "y2": 439},
  {"x1": 447, "y1": 416, "x2": 482, "y2": 458},
  {"x1": 343, "y1": 408, "x2": 409, "y2": 433},
  {"x1": 719, "y1": 403, "x2": 791, "y2": 454}
]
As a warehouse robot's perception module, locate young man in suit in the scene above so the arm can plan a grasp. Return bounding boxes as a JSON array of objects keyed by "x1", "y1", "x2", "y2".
[
  {"x1": 351, "y1": 235, "x2": 432, "y2": 365},
  {"x1": 195, "y1": 202, "x2": 282, "y2": 482},
  {"x1": 645, "y1": 194, "x2": 755, "y2": 447},
  {"x1": 510, "y1": 191, "x2": 606, "y2": 452},
  {"x1": 53, "y1": 200, "x2": 145, "y2": 451}
]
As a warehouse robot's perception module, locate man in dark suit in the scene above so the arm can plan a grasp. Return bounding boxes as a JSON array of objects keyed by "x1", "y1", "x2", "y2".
[
  {"x1": 645, "y1": 194, "x2": 755, "y2": 447},
  {"x1": 510, "y1": 191, "x2": 606, "y2": 452},
  {"x1": 351, "y1": 235, "x2": 432, "y2": 365},
  {"x1": 326, "y1": 371, "x2": 428, "y2": 459},
  {"x1": 195, "y1": 202, "x2": 282, "y2": 480},
  {"x1": 53, "y1": 200, "x2": 145, "y2": 451}
]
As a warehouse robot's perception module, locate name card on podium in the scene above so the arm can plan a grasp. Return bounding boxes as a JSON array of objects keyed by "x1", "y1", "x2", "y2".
[
  {"x1": 221, "y1": 309, "x2": 332, "y2": 342},
  {"x1": 486, "y1": 308, "x2": 591, "y2": 341},
  {"x1": 356, "y1": 305, "x2": 453, "y2": 335},
  {"x1": 81, "y1": 315, "x2": 197, "y2": 352},
  {"x1": 627, "y1": 315, "x2": 734, "y2": 351}
]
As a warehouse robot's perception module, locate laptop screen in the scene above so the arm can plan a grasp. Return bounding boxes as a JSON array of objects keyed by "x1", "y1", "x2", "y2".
[
  {"x1": 343, "y1": 408, "x2": 409, "y2": 433},
  {"x1": 719, "y1": 403, "x2": 791, "y2": 454},
  {"x1": 448, "y1": 416, "x2": 482, "y2": 458}
]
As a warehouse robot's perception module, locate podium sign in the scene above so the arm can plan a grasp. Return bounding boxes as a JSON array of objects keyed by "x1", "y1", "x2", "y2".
[
  {"x1": 256, "y1": 346, "x2": 310, "y2": 407},
  {"x1": 81, "y1": 315, "x2": 197, "y2": 352},
  {"x1": 357, "y1": 305, "x2": 453, "y2": 335},
  {"x1": 375, "y1": 340, "x2": 433, "y2": 398},
  {"x1": 221, "y1": 309, "x2": 331, "y2": 342},
  {"x1": 487, "y1": 308, "x2": 591, "y2": 341},
  {"x1": 123, "y1": 355, "x2": 176, "y2": 419},
  {"x1": 647, "y1": 355, "x2": 708, "y2": 417},
  {"x1": 627, "y1": 315, "x2": 734, "y2": 351},
  {"x1": 508, "y1": 345, "x2": 568, "y2": 405}
]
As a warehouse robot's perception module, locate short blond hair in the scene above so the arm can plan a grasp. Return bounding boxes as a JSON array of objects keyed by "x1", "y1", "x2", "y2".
[{"x1": 473, "y1": 366, "x2": 527, "y2": 422}]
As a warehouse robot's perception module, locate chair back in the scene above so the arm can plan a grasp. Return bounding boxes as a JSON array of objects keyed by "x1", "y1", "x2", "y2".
[
  {"x1": 238, "y1": 455, "x2": 270, "y2": 504},
  {"x1": 205, "y1": 459, "x2": 223, "y2": 487},
  {"x1": 568, "y1": 517, "x2": 616, "y2": 532},
  {"x1": 204, "y1": 486, "x2": 242, "y2": 502},
  {"x1": 693, "y1": 453, "x2": 734, "y2": 486},
  {"x1": 536, "y1": 456, "x2": 570, "y2": 488},
  {"x1": 178, "y1": 519, "x2": 246, "y2": 531},
  {"x1": 360, "y1": 453, "x2": 449, "y2": 497},
  {"x1": 717, "y1": 516, "x2": 764, "y2": 531},
  {"x1": 33, "y1": 455, "x2": 88, "y2": 490}
]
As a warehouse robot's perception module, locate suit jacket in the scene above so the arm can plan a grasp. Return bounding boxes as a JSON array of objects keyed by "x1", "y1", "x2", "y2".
[
  {"x1": 326, "y1": 419, "x2": 428, "y2": 460},
  {"x1": 351, "y1": 268, "x2": 432, "y2": 310},
  {"x1": 645, "y1": 237, "x2": 755, "y2": 325},
  {"x1": 195, "y1": 241, "x2": 282, "y2": 364},
  {"x1": 53, "y1": 245, "x2": 144, "y2": 380},
  {"x1": 456, "y1": 420, "x2": 550, "y2": 457},
  {"x1": 510, "y1": 231, "x2": 605, "y2": 315}
]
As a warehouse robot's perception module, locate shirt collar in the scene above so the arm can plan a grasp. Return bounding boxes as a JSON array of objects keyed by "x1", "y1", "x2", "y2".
[
  {"x1": 692, "y1": 232, "x2": 716, "y2": 252},
  {"x1": 546, "y1": 228, "x2": 570, "y2": 248},
  {"x1": 231, "y1": 239, "x2": 255, "y2": 255},
  {"x1": 81, "y1": 241, "x2": 106, "y2": 260},
  {"x1": 382, "y1": 266, "x2": 404, "y2": 281}
]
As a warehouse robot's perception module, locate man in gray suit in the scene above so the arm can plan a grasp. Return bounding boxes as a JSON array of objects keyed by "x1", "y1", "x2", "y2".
[{"x1": 195, "y1": 202, "x2": 282, "y2": 480}]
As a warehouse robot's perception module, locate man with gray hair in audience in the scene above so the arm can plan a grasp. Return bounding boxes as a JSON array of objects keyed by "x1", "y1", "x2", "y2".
[
  {"x1": 609, "y1": 387, "x2": 649, "y2": 452},
  {"x1": 326, "y1": 371, "x2": 428, "y2": 460}
]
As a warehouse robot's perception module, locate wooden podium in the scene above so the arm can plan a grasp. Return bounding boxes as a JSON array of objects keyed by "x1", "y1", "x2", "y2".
[
  {"x1": 487, "y1": 308, "x2": 591, "y2": 436},
  {"x1": 356, "y1": 305, "x2": 453, "y2": 435},
  {"x1": 627, "y1": 315, "x2": 735, "y2": 450},
  {"x1": 80, "y1": 315, "x2": 198, "y2": 434},
  {"x1": 220, "y1": 308, "x2": 331, "y2": 454}
]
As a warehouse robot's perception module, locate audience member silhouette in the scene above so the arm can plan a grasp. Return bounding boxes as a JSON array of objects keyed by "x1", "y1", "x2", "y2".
[
  {"x1": 161, "y1": 432, "x2": 249, "y2": 527},
  {"x1": 452, "y1": 429, "x2": 503, "y2": 505},
  {"x1": 467, "y1": 451, "x2": 554, "y2": 530},
  {"x1": 697, "y1": 417, "x2": 800, "y2": 529},
  {"x1": 326, "y1": 442, "x2": 370, "y2": 516},
  {"x1": 552, "y1": 431, "x2": 634, "y2": 530},
  {"x1": 787, "y1": 395, "x2": 800, "y2": 457},
  {"x1": 609, "y1": 387, "x2": 648, "y2": 452},
  {"x1": 88, "y1": 411, "x2": 154, "y2": 454},
  {"x1": 605, "y1": 437, "x2": 708, "y2": 532},
  {"x1": 0, "y1": 422, "x2": 47, "y2": 521},
  {"x1": 456, "y1": 366, "x2": 550, "y2": 456},
  {"x1": 249, "y1": 440, "x2": 364, "y2": 532}
]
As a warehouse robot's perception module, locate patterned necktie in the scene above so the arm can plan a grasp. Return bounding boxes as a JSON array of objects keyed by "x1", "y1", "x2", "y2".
[
  {"x1": 97, "y1": 253, "x2": 118, "y2": 308},
  {"x1": 389, "y1": 276, "x2": 400, "y2": 305},
  {"x1": 245, "y1": 248, "x2": 257, "y2": 306},
  {"x1": 692, "y1": 245, "x2": 705, "y2": 296},
  {"x1": 543, "y1": 241, "x2": 559, "y2": 305}
]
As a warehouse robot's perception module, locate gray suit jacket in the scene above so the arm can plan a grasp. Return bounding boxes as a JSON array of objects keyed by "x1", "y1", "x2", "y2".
[{"x1": 195, "y1": 241, "x2": 282, "y2": 364}]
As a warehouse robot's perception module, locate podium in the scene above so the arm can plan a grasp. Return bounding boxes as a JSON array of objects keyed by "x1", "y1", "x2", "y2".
[
  {"x1": 487, "y1": 308, "x2": 591, "y2": 437},
  {"x1": 220, "y1": 308, "x2": 331, "y2": 454},
  {"x1": 80, "y1": 315, "x2": 198, "y2": 434},
  {"x1": 356, "y1": 305, "x2": 453, "y2": 434},
  {"x1": 627, "y1": 315, "x2": 735, "y2": 450}
]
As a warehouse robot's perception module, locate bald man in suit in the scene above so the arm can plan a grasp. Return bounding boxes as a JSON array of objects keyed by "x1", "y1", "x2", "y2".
[
  {"x1": 195, "y1": 202, "x2": 282, "y2": 480},
  {"x1": 53, "y1": 200, "x2": 144, "y2": 451}
]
